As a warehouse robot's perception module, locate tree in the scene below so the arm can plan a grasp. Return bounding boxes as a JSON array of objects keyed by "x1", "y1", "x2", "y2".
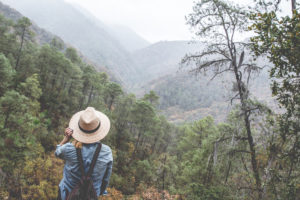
[
  {"x1": 50, "y1": 37, "x2": 64, "y2": 50},
  {"x1": 0, "y1": 15, "x2": 16, "y2": 57},
  {"x1": 143, "y1": 90, "x2": 159, "y2": 106},
  {"x1": 103, "y1": 82, "x2": 123, "y2": 111},
  {"x1": 65, "y1": 47, "x2": 80, "y2": 64},
  {"x1": 14, "y1": 17, "x2": 33, "y2": 70},
  {"x1": 250, "y1": 4, "x2": 300, "y2": 199},
  {"x1": 0, "y1": 53, "x2": 15, "y2": 95},
  {"x1": 182, "y1": 0, "x2": 263, "y2": 198},
  {"x1": 174, "y1": 117, "x2": 230, "y2": 199}
]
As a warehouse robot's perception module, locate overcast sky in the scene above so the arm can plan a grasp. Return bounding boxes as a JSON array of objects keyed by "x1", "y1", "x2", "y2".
[{"x1": 65, "y1": 0, "x2": 292, "y2": 43}]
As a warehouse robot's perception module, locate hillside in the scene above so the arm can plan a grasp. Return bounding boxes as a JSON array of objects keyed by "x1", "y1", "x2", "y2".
[
  {"x1": 0, "y1": 1, "x2": 59, "y2": 45},
  {"x1": 145, "y1": 69, "x2": 275, "y2": 123},
  {"x1": 1, "y1": 0, "x2": 143, "y2": 86},
  {"x1": 133, "y1": 41, "x2": 274, "y2": 123},
  {"x1": 108, "y1": 25, "x2": 150, "y2": 52},
  {"x1": 132, "y1": 41, "x2": 203, "y2": 84},
  {"x1": 70, "y1": 2, "x2": 150, "y2": 52},
  {"x1": 0, "y1": 1, "x2": 115, "y2": 77},
  {"x1": 0, "y1": 12, "x2": 179, "y2": 199}
]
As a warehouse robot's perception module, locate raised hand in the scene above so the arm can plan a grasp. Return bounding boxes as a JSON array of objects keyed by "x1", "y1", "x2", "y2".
[
  {"x1": 64, "y1": 127, "x2": 73, "y2": 138},
  {"x1": 59, "y1": 127, "x2": 74, "y2": 145}
]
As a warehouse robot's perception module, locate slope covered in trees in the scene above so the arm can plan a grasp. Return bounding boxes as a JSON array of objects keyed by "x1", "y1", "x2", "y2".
[
  {"x1": 0, "y1": 13, "x2": 177, "y2": 199},
  {"x1": 1, "y1": 0, "x2": 143, "y2": 86}
]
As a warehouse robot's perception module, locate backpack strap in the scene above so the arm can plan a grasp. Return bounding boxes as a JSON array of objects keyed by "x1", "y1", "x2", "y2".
[
  {"x1": 76, "y1": 148, "x2": 85, "y2": 176},
  {"x1": 87, "y1": 143, "x2": 102, "y2": 177}
]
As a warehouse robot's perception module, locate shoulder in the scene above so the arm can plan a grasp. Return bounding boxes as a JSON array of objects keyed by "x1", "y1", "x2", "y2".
[
  {"x1": 55, "y1": 142, "x2": 76, "y2": 159},
  {"x1": 60, "y1": 142, "x2": 76, "y2": 151},
  {"x1": 101, "y1": 143, "x2": 112, "y2": 152},
  {"x1": 100, "y1": 143, "x2": 113, "y2": 161}
]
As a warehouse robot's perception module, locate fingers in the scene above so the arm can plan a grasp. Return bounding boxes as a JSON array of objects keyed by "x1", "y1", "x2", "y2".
[{"x1": 64, "y1": 127, "x2": 74, "y2": 137}]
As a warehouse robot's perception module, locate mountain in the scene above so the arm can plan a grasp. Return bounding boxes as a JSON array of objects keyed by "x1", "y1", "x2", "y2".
[
  {"x1": 0, "y1": 1, "x2": 60, "y2": 45},
  {"x1": 70, "y1": 2, "x2": 150, "y2": 52},
  {"x1": 146, "y1": 69, "x2": 274, "y2": 123},
  {"x1": 0, "y1": 0, "x2": 143, "y2": 86},
  {"x1": 132, "y1": 41, "x2": 203, "y2": 87},
  {"x1": 132, "y1": 41, "x2": 275, "y2": 123},
  {"x1": 0, "y1": 0, "x2": 199, "y2": 88},
  {"x1": 108, "y1": 25, "x2": 150, "y2": 52},
  {"x1": 0, "y1": 1, "x2": 114, "y2": 76}
]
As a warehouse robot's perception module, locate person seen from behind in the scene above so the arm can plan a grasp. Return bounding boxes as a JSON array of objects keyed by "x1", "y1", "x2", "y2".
[{"x1": 55, "y1": 107, "x2": 113, "y2": 200}]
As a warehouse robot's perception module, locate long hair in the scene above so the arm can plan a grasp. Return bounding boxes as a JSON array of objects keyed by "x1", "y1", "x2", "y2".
[{"x1": 72, "y1": 139, "x2": 83, "y2": 149}]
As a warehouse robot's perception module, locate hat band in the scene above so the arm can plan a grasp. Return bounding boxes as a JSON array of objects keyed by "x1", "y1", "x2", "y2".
[{"x1": 78, "y1": 121, "x2": 101, "y2": 134}]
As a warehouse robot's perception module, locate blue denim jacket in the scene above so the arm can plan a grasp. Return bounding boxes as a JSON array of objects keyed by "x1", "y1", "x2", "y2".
[{"x1": 55, "y1": 142, "x2": 113, "y2": 200}]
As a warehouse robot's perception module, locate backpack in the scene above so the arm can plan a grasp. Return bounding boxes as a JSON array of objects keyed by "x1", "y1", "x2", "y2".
[{"x1": 67, "y1": 143, "x2": 102, "y2": 200}]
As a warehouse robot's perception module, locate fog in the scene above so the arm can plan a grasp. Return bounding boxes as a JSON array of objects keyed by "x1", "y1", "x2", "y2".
[
  {"x1": 64, "y1": 0, "x2": 193, "y2": 43},
  {"x1": 1, "y1": 0, "x2": 292, "y2": 43},
  {"x1": 65, "y1": 0, "x2": 292, "y2": 43}
]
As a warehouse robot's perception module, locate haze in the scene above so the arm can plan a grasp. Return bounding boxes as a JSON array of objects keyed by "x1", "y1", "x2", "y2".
[
  {"x1": 65, "y1": 0, "x2": 291, "y2": 43},
  {"x1": 64, "y1": 0, "x2": 194, "y2": 43}
]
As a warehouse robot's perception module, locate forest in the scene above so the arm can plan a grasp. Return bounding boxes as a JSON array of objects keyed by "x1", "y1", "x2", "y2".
[{"x1": 0, "y1": 0, "x2": 299, "y2": 199}]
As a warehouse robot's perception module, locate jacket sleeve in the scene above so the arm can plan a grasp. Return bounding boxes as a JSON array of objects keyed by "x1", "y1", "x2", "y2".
[
  {"x1": 55, "y1": 144, "x2": 65, "y2": 159},
  {"x1": 100, "y1": 160, "x2": 113, "y2": 195}
]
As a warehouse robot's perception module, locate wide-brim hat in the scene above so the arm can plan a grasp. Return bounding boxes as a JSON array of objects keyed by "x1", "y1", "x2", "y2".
[{"x1": 69, "y1": 107, "x2": 110, "y2": 144}]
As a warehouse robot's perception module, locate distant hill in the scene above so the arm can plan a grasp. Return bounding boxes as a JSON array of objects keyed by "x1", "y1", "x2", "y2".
[
  {"x1": 108, "y1": 25, "x2": 150, "y2": 52},
  {"x1": 0, "y1": 1, "x2": 114, "y2": 76},
  {"x1": 133, "y1": 41, "x2": 275, "y2": 123},
  {"x1": 70, "y1": 2, "x2": 150, "y2": 52},
  {"x1": 144, "y1": 70, "x2": 275, "y2": 123},
  {"x1": 0, "y1": 0, "x2": 143, "y2": 86},
  {"x1": 132, "y1": 41, "x2": 203, "y2": 85},
  {"x1": 0, "y1": 1, "x2": 60, "y2": 45}
]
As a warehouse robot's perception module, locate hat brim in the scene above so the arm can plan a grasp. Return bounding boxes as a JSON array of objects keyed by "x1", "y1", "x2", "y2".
[{"x1": 69, "y1": 110, "x2": 110, "y2": 144}]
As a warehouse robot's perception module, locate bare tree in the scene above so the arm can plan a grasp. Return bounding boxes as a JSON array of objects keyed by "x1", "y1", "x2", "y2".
[{"x1": 182, "y1": 0, "x2": 263, "y2": 198}]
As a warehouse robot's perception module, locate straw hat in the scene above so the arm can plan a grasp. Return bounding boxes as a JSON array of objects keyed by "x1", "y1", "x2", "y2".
[{"x1": 69, "y1": 107, "x2": 110, "y2": 144}]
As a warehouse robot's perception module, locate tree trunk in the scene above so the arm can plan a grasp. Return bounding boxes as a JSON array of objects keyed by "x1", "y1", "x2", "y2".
[
  {"x1": 86, "y1": 86, "x2": 94, "y2": 106},
  {"x1": 68, "y1": 81, "x2": 73, "y2": 94},
  {"x1": 151, "y1": 136, "x2": 159, "y2": 153},
  {"x1": 233, "y1": 60, "x2": 262, "y2": 198},
  {"x1": 130, "y1": 132, "x2": 142, "y2": 162},
  {"x1": 262, "y1": 155, "x2": 274, "y2": 199},
  {"x1": 292, "y1": 0, "x2": 296, "y2": 13},
  {"x1": 3, "y1": 107, "x2": 11, "y2": 129},
  {"x1": 108, "y1": 95, "x2": 114, "y2": 111},
  {"x1": 162, "y1": 155, "x2": 167, "y2": 191},
  {"x1": 15, "y1": 27, "x2": 26, "y2": 70}
]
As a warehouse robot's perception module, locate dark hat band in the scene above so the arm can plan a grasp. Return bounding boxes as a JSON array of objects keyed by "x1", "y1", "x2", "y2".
[{"x1": 78, "y1": 121, "x2": 101, "y2": 134}]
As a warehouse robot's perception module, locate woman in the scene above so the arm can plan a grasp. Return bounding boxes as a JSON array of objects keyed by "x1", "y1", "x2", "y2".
[{"x1": 55, "y1": 107, "x2": 113, "y2": 200}]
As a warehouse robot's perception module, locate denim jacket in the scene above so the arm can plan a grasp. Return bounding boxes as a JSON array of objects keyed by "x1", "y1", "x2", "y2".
[{"x1": 55, "y1": 142, "x2": 113, "y2": 200}]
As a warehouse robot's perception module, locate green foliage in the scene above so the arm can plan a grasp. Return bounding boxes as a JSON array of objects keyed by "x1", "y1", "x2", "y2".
[
  {"x1": 250, "y1": 9, "x2": 300, "y2": 200},
  {"x1": 0, "y1": 53, "x2": 15, "y2": 94},
  {"x1": 170, "y1": 117, "x2": 231, "y2": 199},
  {"x1": 142, "y1": 90, "x2": 159, "y2": 106},
  {"x1": 0, "y1": 14, "x2": 176, "y2": 199}
]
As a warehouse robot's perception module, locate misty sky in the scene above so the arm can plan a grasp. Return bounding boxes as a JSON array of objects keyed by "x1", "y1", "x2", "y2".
[
  {"x1": 65, "y1": 0, "x2": 292, "y2": 43},
  {"x1": 65, "y1": 0, "x2": 194, "y2": 43}
]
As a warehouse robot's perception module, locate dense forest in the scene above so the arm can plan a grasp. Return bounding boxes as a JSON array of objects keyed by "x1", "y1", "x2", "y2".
[{"x1": 0, "y1": 0, "x2": 299, "y2": 200}]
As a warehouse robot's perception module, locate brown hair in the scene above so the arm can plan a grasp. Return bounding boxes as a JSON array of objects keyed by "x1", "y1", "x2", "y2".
[{"x1": 72, "y1": 139, "x2": 83, "y2": 149}]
